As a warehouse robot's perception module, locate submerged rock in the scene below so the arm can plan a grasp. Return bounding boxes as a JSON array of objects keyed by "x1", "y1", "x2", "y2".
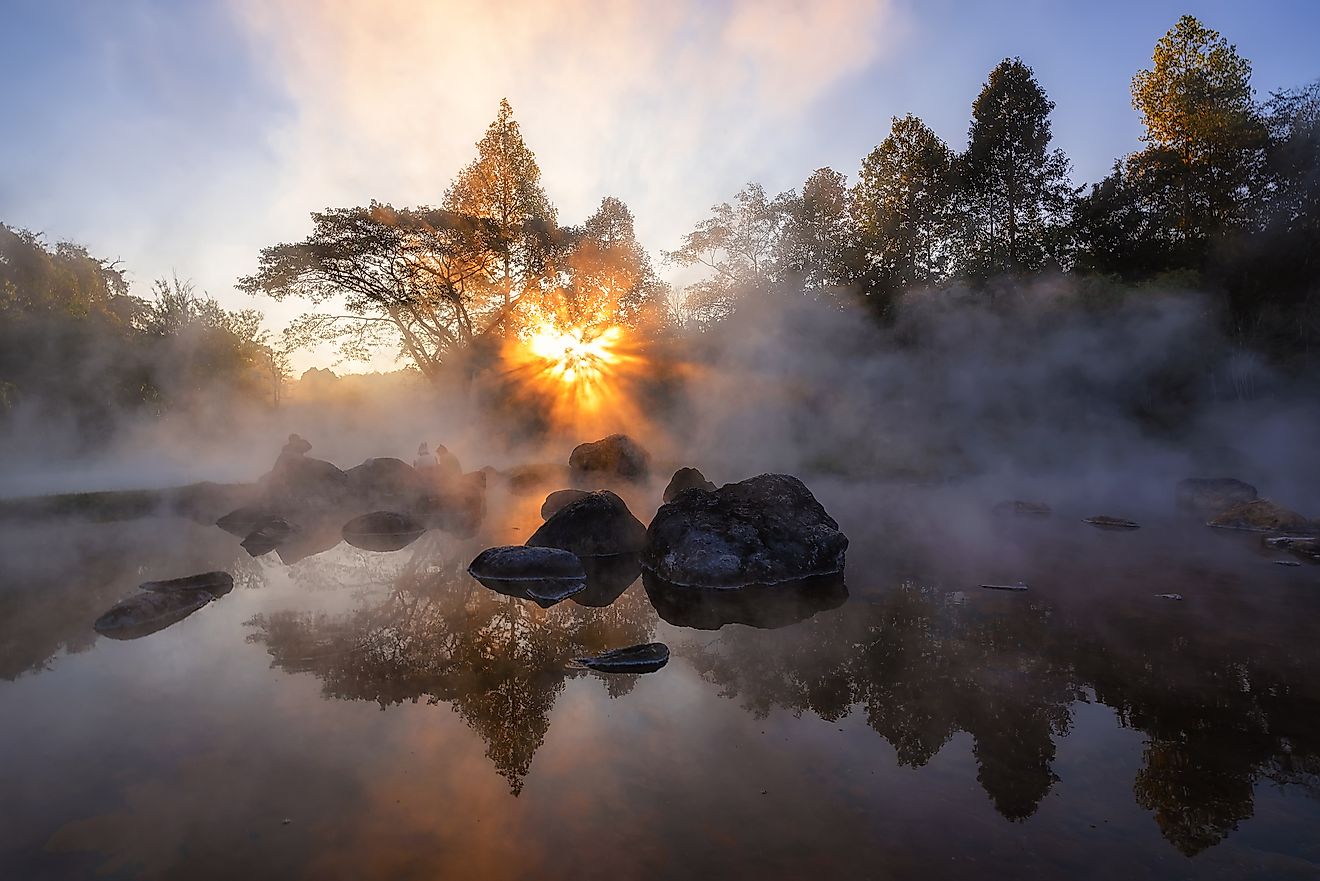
[
  {"x1": 140, "y1": 571, "x2": 233, "y2": 598},
  {"x1": 663, "y1": 467, "x2": 716, "y2": 503},
  {"x1": 1208, "y1": 499, "x2": 1316, "y2": 534},
  {"x1": 571, "y1": 643, "x2": 670, "y2": 674},
  {"x1": 241, "y1": 516, "x2": 296, "y2": 556},
  {"x1": 469, "y1": 545, "x2": 587, "y2": 581},
  {"x1": 644, "y1": 473, "x2": 848, "y2": 588},
  {"x1": 541, "y1": 489, "x2": 591, "y2": 521},
  {"x1": 643, "y1": 570, "x2": 848, "y2": 630},
  {"x1": 1083, "y1": 515, "x2": 1140, "y2": 530},
  {"x1": 94, "y1": 589, "x2": 214, "y2": 640},
  {"x1": 1176, "y1": 477, "x2": 1258, "y2": 518},
  {"x1": 569, "y1": 434, "x2": 651, "y2": 485},
  {"x1": 342, "y1": 511, "x2": 426, "y2": 552},
  {"x1": 527, "y1": 490, "x2": 648, "y2": 557},
  {"x1": 993, "y1": 500, "x2": 1052, "y2": 518}
]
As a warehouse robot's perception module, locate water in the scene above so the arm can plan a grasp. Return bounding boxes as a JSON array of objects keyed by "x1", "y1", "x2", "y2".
[{"x1": 1, "y1": 480, "x2": 1318, "y2": 880}]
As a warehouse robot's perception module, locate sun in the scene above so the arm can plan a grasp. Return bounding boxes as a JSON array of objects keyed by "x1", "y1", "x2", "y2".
[{"x1": 526, "y1": 323, "x2": 621, "y2": 386}]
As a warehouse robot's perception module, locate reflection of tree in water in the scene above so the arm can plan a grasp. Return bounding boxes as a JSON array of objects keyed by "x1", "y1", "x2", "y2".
[
  {"x1": 682, "y1": 581, "x2": 1319, "y2": 846},
  {"x1": 246, "y1": 537, "x2": 656, "y2": 794}
]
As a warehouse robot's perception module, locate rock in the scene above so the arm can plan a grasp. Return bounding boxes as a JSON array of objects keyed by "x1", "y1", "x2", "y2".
[
  {"x1": 663, "y1": 467, "x2": 716, "y2": 503},
  {"x1": 541, "y1": 489, "x2": 592, "y2": 521},
  {"x1": 216, "y1": 505, "x2": 273, "y2": 537},
  {"x1": 570, "y1": 643, "x2": 670, "y2": 674},
  {"x1": 644, "y1": 473, "x2": 848, "y2": 588},
  {"x1": 1264, "y1": 535, "x2": 1320, "y2": 561},
  {"x1": 241, "y1": 516, "x2": 296, "y2": 556},
  {"x1": 979, "y1": 582, "x2": 1029, "y2": 592},
  {"x1": 420, "y1": 471, "x2": 486, "y2": 536},
  {"x1": 274, "y1": 516, "x2": 344, "y2": 565},
  {"x1": 344, "y1": 458, "x2": 429, "y2": 508},
  {"x1": 503, "y1": 463, "x2": 571, "y2": 496},
  {"x1": 574, "y1": 553, "x2": 643, "y2": 607},
  {"x1": 469, "y1": 546, "x2": 587, "y2": 581},
  {"x1": 1083, "y1": 515, "x2": 1140, "y2": 530},
  {"x1": 261, "y1": 454, "x2": 350, "y2": 511},
  {"x1": 93, "y1": 589, "x2": 214, "y2": 640},
  {"x1": 526, "y1": 490, "x2": 648, "y2": 557},
  {"x1": 468, "y1": 546, "x2": 587, "y2": 609},
  {"x1": 139, "y1": 571, "x2": 233, "y2": 598},
  {"x1": 1156, "y1": 593, "x2": 1184, "y2": 601},
  {"x1": 993, "y1": 500, "x2": 1052, "y2": 518},
  {"x1": 569, "y1": 434, "x2": 651, "y2": 485},
  {"x1": 643, "y1": 571, "x2": 848, "y2": 630},
  {"x1": 342, "y1": 511, "x2": 426, "y2": 552},
  {"x1": 1176, "y1": 477, "x2": 1258, "y2": 518},
  {"x1": 1208, "y1": 499, "x2": 1316, "y2": 534},
  {"x1": 1273, "y1": 560, "x2": 1302, "y2": 567}
]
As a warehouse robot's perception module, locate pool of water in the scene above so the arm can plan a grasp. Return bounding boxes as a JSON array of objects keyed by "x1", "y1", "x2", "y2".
[{"x1": 1, "y1": 479, "x2": 1317, "y2": 880}]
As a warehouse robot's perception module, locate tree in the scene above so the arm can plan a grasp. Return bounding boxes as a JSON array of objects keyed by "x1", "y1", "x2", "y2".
[
  {"x1": 851, "y1": 116, "x2": 956, "y2": 307},
  {"x1": 1130, "y1": 15, "x2": 1266, "y2": 242},
  {"x1": 239, "y1": 203, "x2": 500, "y2": 380},
  {"x1": 778, "y1": 167, "x2": 856, "y2": 300},
  {"x1": 666, "y1": 182, "x2": 791, "y2": 325},
  {"x1": 569, "y1": 196, "x2": 668, "y2": 328},
  {"x1": 959, "y1": 58, "x2": 1074, "y2": 277},
  {"x1": 444, "y1": 98, "x2": 558, "y2": 310}
]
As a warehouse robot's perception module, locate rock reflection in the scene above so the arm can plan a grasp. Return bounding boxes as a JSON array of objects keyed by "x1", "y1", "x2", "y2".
[
  {"x1": 643, "y1": 571, "x2": 848, "y2": 630},
  {"x1": 245, "y1": 540, "x2": 657, "y2": 794}
]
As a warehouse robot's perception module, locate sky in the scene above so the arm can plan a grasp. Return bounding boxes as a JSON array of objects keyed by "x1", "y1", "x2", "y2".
[{"x1": 2, "y1": 0, "x2": 1318, "y2": 370}]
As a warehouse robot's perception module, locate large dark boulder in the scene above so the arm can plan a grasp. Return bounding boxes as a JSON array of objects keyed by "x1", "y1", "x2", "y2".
[
  {"x1": 541, "y1": 489, "x2": 591, "y2": 521},
  {"x1": 644, "y1": 473, "x2": 848, "y2": 588},
  {"x1": 569, "y1": 434, "x2": 651, "y2": 485},
  {"x1": 468, "y1": 546, "x2": 587, "y2": 608},
  {"x1": 526, "y1": 490, "x2": 648, "y2": 557},
  {"x1": 1176, "y1": 477, "x2": 1258, "y2": 518},
  {"x1": 1209, "y1": 499, "x2": 1316, "y2": 533},
  {"x1": 663, "y1": 467, "x2": 716, "y2": 503},
  {"x1": 345, "y1": 458, "x2": 429, "y2": 508},
  {"x1": 261, "y1": 454, "x2": 350, "y2": 511}
]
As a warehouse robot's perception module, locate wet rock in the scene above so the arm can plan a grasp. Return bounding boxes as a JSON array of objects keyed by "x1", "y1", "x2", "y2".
[
  {"x1": 344, "y1": 458, "x2": 429, "y2": 508},
  {"x1": 241, "y1": 516, "x2": 296, "y2": 556},
  {"x1": 1176, "y1": 477, "x2": 1258, "y2": 518},
  {"x1": 527, "y1": 490, "x2": 647, "y2": 557},
  {"x1": 216, "y1": 505, "x2": 273, "y2": 537},
  {"x1": 643, "y1": 571, "x2": 848, "y2": 630},
  {"x1": 1265, "y1": 535, "x2": 1320, "y2": 561},
  {"x1": 571, "y1": 643, "x2": 670, "y2": 674},
  {"x1": 979, "y1": 582, "x2": 1029, "y2": 592},
  {"x1": 93, "y1": 589, "x2": 214, "y2": 640},
  {"x1": 663, "y1": 467, "x2": 716, "y2": 503},
  {"x1": 644, "y1": 473, "x2": 848, "y2": 588},
  {"x1": 469, "y1": 545, "x2": 587, "y2": 581},
  {"x1": 140, "y1": 571, "x2": 233, "y2": 598},
  {"x1": 1156, "y1": 593, "x2": 1184, "y2": 601},
  {"x1": 574, "y1": 553, "x2": 643, "y2": 607},
  {"x1": 541, "y1": 489, "x2": 591, "y2": 521},
  {"x1": 1083, "y1": 515, "x2": 1140, "y2": 530},
  {"x1": 1273, "y1": 560, "x2": 1302, "y2": 567},
  {"x1": 993, "y1": 500, "x2": 1052, "y2": 518},
  {"x1": 569, "y1": 434, "x2": 651, "y2": 485},
  {"x1": 1208, "y1": 499, "x2": 1316, "y2": 534},
  {"x1": 342, "y1": 511, "x2": 426, "y2": 552}
]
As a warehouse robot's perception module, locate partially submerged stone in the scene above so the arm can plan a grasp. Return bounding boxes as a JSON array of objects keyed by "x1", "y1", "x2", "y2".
[
  {"x1": 569, "y1": 434, "x2": 651, "y2": 485},
  {"x1": 1265, "y1": 535, "x2": 1320, "y2": 561},
  {"x1": 570, "y1": 643, "x2": 670, "y2": 674},
  {"x1": 216, "y1": 505, "x2": 272, "y2": 537},
  {"x1": 241, "y1": 516, "x2": 296, "y2": 556},
  {"x1": 643, "y1": 571, "x2": 848, "y2": 630},
  {"x1": 1208, "y1": 499, "x2": 1316, "y2": 534},
  {"x1": 94, "y1": 589, "x2": 214, "y2": 640},
  {"x1": 1176, "y1": 477, "x2": 1258, "y2": 518},
  {"x1": 468, "y1": 546, "x2": 588, "y2": 608},
  {"x1": 663, "y1": 467, "x2": 716, "y2": 503},
  {"x1": 526, "y1": 490, "x2": 648, "y2": 557},
  {"x1": 342, "y1": 511, "x2": 426, "y2": 552},
  {"x1": 979, "y1": 582, "x2": 1029, "y2": 592},
  {"x1": 541, "y1": 489, "x2": 591, "y2": 521},
  {"x1": 140, "y1": 571, "x2": 233, "y2": 598},
  {"x1": 1083, "y1": 515, "x2": 1140, "y2": 530},
  {"x1": 644, "y1": 473, "x2": 848, "y2": 588}
]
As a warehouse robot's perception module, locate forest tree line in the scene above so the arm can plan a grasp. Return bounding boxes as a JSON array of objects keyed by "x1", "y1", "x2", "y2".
[{"x1": 1, "y1": 14, "x2": 1317, "y2": 436}]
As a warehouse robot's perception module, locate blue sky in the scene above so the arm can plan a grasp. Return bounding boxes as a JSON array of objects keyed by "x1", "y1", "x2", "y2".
[{"x1": 2, "y1": 0, "x2": 1317, "y2": 367}]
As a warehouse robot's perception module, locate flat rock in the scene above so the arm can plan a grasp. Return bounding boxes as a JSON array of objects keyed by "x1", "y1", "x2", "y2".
[
  {"x1": 526, "y1": 490, "x2": 647, "y2": 557},
  {"x1": 1083, "y1": 515, "x2": 1140, "y2": 530},
  {"x1": 139, "y1": 571, "x2": 233, "y2": 598},
  {"x1": 469, "y1": 545, "x2": 587, "y2": 581},
  {"x1": 569, "y1": 434, "x2": 651, "y2": 484},
  {"x1": 94, "y1": 590, "x2": 214, "y2": 640},
  {"x1": 571, "y1": 643, "x2": 670, "y2": 674},
  {"x1": 1208, "y1": 499, "x2": 1316, "y2": 534},
  {"x1": 644, "y1": 473, "x2": 848, "y2": 588},
  {"x1": 663, "y1": 467, "x2": 716, "y2": 503}
]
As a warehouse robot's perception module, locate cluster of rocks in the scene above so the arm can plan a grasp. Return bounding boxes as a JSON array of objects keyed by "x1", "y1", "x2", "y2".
[
  {"x1": 468, "y1": 434, "x2": 851, "y2": 637},
  {"x1": 214, "y1": 434, "x2": 486, "y2": 562}
]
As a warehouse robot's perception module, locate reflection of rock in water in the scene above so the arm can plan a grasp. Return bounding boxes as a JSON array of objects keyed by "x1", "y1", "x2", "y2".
[
  {"x1": 643, "y1": 571, "x2": 848, "y2": 630},
  {"x1": 341, "y1": 511, "x2": 426, "y2": 552},
  {"x1": 245, "y1": 552, "x2": 658, "y2": 795},
  {"x1": 574, "y1": 553, "x2": 642, "y2": 607}
]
